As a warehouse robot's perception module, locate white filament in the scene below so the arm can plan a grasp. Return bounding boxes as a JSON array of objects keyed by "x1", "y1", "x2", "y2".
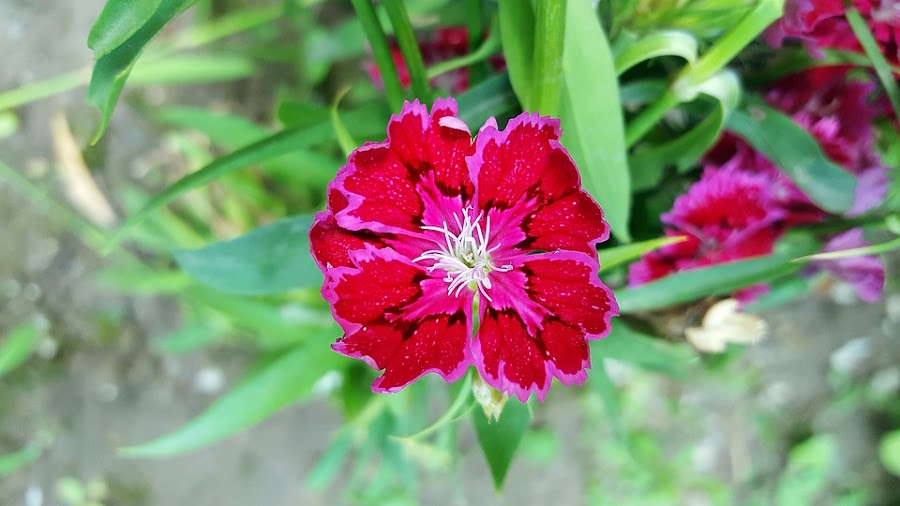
[{"x1": 413, "y1": 207, "x2": 511, "y2": 302}]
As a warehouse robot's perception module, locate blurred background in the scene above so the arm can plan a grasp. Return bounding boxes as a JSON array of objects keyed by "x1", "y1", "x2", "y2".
[{"x1": 1, "y1": 0, "x2": 900, "y2": 505}]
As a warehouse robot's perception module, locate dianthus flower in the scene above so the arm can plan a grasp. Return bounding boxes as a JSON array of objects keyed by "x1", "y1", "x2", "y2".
[
  {"x1": 628, "y1": 162, "x2": 785, "y2": 286},
  {"x1": 310, "y1": 99, "x2": 617, "y2": 402},
  {"x1": 766, "y1": 0, "x2": 900, "y2": 65}
]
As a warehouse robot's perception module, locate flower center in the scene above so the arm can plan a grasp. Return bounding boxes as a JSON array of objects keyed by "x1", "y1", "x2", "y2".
[{"x1": 413, "y1": 207, "x2": 512, "y2": 301}]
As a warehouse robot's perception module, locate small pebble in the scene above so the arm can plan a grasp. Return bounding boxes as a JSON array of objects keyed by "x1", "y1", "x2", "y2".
[
  {"x1": 870, "y1": 367, "x2": 900, "y2": 398},
  {"x1": 96, "y1": 382, "x2": 119, "y2": 402},
  {"x1": 829, "y1": 282, "x2": 858, "y2": 306},
  {"x1": 311, "y1": 370, "x2": 343, "y2": 396},
  {"x1": 886, "y1": 294, "x2": 900, "y2": 323},
  {"x1": 193, "y1": 366, "x2": 226, "y2": 395},
  {"x1": 829, "y1": 337, "x2": 872, "y2": 375},
  {"x1": 24, "y1": 485, "x2": 43, "y2": 506}
]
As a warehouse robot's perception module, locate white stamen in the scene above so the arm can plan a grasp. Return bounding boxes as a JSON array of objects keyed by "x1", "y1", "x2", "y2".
[{"x1": 413, "y1": 207, "x2": 511, "y2": 301}]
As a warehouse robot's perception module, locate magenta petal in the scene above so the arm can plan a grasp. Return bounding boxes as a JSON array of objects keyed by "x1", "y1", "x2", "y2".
[
  {"x1": 523, "y1": 251, "x2": 618, "y2": 338},
  {"x1": 474, "y1": 310, "x2": 551, "y2": 402},
  {"x1": 814, "y1": 228, "x2": 885, "y2": 302},
  {"x1": 309, "y1": 212, "x2": 381, "y2": 271},
  {"x1": 371, "y1": 313, "x2": 471, "y2": 393}
]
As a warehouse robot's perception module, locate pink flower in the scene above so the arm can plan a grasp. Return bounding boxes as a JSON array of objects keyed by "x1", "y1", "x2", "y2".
[
  {"x1": 766, "y1": 0, "x2": 900, "y2": 66},
  {"x1": 813, "y1": 228, "x2": 885, "y2": 302},
  {"x1": 310, "y1": 99, "x2": 617, "y2": 402},
  {"x1": 628, "y1": 164, "x2": 786, "y2": 286}
]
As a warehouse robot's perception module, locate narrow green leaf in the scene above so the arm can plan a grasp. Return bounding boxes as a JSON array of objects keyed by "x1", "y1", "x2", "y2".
[
  {"x1": 560, "y1": 0, "x2": 631, "y2": 242},
  {"x1": 598, "y1": 234, "x2": 686, "y2": 272},
  {"x1": 129, "y1": 53, "x2": 255, "y2": 85},
  {"x1": 629, "y1": 70, "x2": 741, "y2": 190},
  {"x1": 97, "y1": 263, "x2": 191, "y2": 294},
  {"x1": 727, "y1": 104, "x2": 856, "y2": 214},
  {"x1": 532, "y1": 0, "x2": 566, "y2": 116},
  {"x1": 796, "y1": 235, "x2": 900, "y2": 262},
  {"x1": 383, "y1": 0, "x2": 432, "y2": 102},
  {"x1": 391, "y1": 374, "x2": 474, "y2": 440},
  {"x1": 349, "y1": 0, "x2": 405, "y2": 112},
  {"x1": 744, "y1": 275, "x2": 810, "y2": 313},
  {"x1": 593, "y1": 322, "x2": 693, "y2": 376},
  {"x1": 472, "y1": 399, "x2": 530, "y2": 490},
  {"x1": 0, "y1": 446, "x2": 40, "y2": 476},
  {"x1": 0, "y1": 111, "x2": 20, "y2": 140},
  {"x1": 846, "y1": 7, "x2": 900, "y2": 121},
  {"x1": 120, "y1": 343, "x2": 344, "y2": 457},
  {"x1": 427, "y1": 23, "x2": 502, "y2": 80},
  {"x1": 306, "y1": 431, "x2": 355, "y2": 489},
  {"x1": 614, "y1": 30, "x2": 698, "y2": 75},
  {"x1": 88, "y1": 0, "x2": 164, "y2": 60},
  {"x1": 616, "y1": 234, "x2": 819, "y2": 313},
  {"x1": 276, "y1": 100, "x2": 330, "y2": 128},
  {"x1": 174, "y1": 215, "x2": 320, "y2": 295},
  {"x1": 498, "y1": 0, "x2": 536, "y2": 109},
  {"x1": 154, "y1": 321, "x2": 224, "y2": 355},
  {"x1": 87, "y1": 0, "x2": 198, "y2": 143},
  {"x1": 588, "y1": 360, "x2": 626, "y2": 443},
  {"x1": 0, "y1": 323, "x2": 40, "y2": 378},
  {"x1": 331, "y1": 87, "x2": 358, "y2": 157}
]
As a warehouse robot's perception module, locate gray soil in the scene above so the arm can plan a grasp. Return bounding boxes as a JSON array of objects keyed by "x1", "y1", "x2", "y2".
[{"x1": 2, "y1": 1, "x2": 899, "y2": 505}]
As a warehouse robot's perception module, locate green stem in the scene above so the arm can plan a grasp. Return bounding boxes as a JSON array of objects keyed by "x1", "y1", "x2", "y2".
[
  {"x1": 624, "y1": 90, "x2": 678, "y2": 147},
  {"x1": 350, "y1": 0, "x2": 405, "y2": 111},
  {"x1": 426, "y1": 25, "x2": 501, "y2": 80},
  {"x1": 845, "y1": 6, "x2": 900, "y2": 121},
  {"x1": 532, "y1": 0, "x2": 566, "y2": 115},
  {"x1": 383, "y1": 0, "x2": 432, "y2": 102},
  {"x1": 466, "y1": 0, "x2": 489, "y2": 85}
]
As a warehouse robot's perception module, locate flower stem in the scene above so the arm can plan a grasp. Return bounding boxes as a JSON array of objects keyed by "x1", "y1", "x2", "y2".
[
  {"x1": 624, "y1": 89, "x2": 678, "y2": 147},
  {"x1": 426, "y1": 24, "x2": 501, "y2": 80},
  {"x1": 383, "y1": 0, "x2": 432, "y2": 103},
  {"x1": 845, "y1": 6, "x2": 900, "y2": 121},
  {"x1": 532, "y1": 0, "x2": 566, "y2": 116},
  {"x1": 350, "y1": 0, "x2": 406, "y2": 112}
]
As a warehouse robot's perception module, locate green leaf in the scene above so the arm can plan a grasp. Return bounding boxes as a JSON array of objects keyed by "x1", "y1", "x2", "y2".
[
  {"x1": 0, "y1": 323, "x2": 40, "y2": 378},
  {"x1": 727, "y1": 104, "x2": 856, "y2": 214},
  {"x1": 744, "y1": 275, "x2": 811, "y2": 313},
  {"x1": 391, "y1": 374, "x2": 474, "y2": 440},
  {"x1": 174, "y1": 215, "x2": 320, "y2": 296},
  {"x1": 129, "y1": 53, "x2": 255, "y2": 85},
  {"x1": 0, "y1": 110, "x2": 20, "y2": 140},
  {"x1": 276, "y1": 100, "x2": 331, "y2": 129},
  {"x1": 560, "y1": 0, "x2": 631, "y2": 242},
  {"x1": 880, "y1": 429, "x2": 900, "y2": 477},
  {"x1": 472, "y1": 399, "x2": 530, "y2": 490},
  {"x1": 629, "y1": 70, "x2": 740, "y2": 191},
  {"x1": 331, "y1": 87, "x2": 358, "y2": 157},
  {"x1": 154, "y1": 321, "x2": 224, "y2": 355},
  {"x1": 88, "y1": 0, "x2": 164, "y2": 60},
  {"x1": 88, "y1": 0, "x2": 198, "y2": 143},
  {"x1": 532, "y1": 0, "x2": 567, "y2": 116},
  {"x1": 846, "y1": 7, "x2": 900, "y2": 121},
  {"x1": 498, "y1": 0, "x2": 536, "y2": 109},
  {"x1": 588, "y1": 361, "x2": 626, "y2": 444},
  {"x1": 796, "y1": 235, "x2": 900, "y2": 262},
  {"x1": 593, "y1": 321, "x2": 693, "y2": 376},
  {"x1": 120, "y1": 343, "x2": 344, "y2": 457},
  {"x1": 455, "y1": 73, "x2": 519, "y2": 129},
  {"x1": 599, "y1": 235, "x2": 686, "y2": 272},
  {"x1": 306, "y1": 430, "x2": 355, "y2": 490},
  {"x1": 616, "y1": 233, "x2": 819, "y2": 313},
  {"x1": 614, "y1": 30, "x2": 698, "y2": 75},
  {"x1": 0, "y1": 446, "x2": 40, "y2": 476}
]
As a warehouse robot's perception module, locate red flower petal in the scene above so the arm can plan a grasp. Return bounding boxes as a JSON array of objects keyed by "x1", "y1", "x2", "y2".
[
  {"x1": 332, "y1": 322, "x2": 404, "y2": 370},
  {"x1": 370, "y1": 313, "x2": 471, "y2": 392},
  {"x1": 541, "y1": 319, "x2": 591, "y2": 383},
  {"x1": 326, "y1": 246, "x2": 423, "y2": 329},
  {"x1": 471, "y1": 112, "x2": 579, "y2": 209},
  {"x1": 474, "y1": 310, "x2": 550, "y2": 402},
  {"x1": 309, "y1": 212, "x2": 381, "y2": 270},
  {"x1": 524, "y1": 252, "x2": 617, "y2": 338},
  {"x1": 525, "y1": 190, "x2": 608, "y2": 257}
]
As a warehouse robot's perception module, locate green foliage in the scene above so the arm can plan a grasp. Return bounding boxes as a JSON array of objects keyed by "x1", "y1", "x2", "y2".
[
  {"x1": 472, "y1": 399, "x2": 531, "y2": 489},
  {"x1": 0, "y1": 323, "x2": 40, "y2": 378},
  {"x1": 0, "y1": 445, "x2": 40, "y2": 476}
]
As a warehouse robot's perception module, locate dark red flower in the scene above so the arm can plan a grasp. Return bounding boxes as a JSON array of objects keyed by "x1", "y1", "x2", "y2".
[
  {"x1": 628, "y1": 163, "x2": 786, "y2": 286},
  {"x1": 311, "y1": 99, "x2": 617, "y2": 401}
]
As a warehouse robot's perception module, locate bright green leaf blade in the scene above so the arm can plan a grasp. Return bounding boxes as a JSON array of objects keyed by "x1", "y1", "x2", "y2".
[
  {"x1": 0, "y1": 110, "x2": 20, "y2": 140},
  {"x1": 306, "y1": 431, "x2": 355, "y2": 490},
  {"x1": 532, "y1": 0, "x2": 566, "y2": 116},
  {"x1": 846, "y1": 7, "x2": 900, "y2": 120},
  {"x1": 391, "y1": 374, "x2": 474, "y2": 440},
  {"x1": 629, "y1": 70, "x2": 740, "y2": 191},
  {"x1": 120, "y1": 343, "x2": 344, "y2": 457},
  {"x1": 472, "y1": 399, "x2": 530, "y2": 490},
  {"x1": 0, "y1": 446, "x2": 40, "y2": 476},
  {"x1": 593, "y1": 321, "x2": 693, "y2": 376},
  {"x1": 614, "y1": 30, "x2": 698, "y2": 75},
  {"x1": 616, "y1": 233, "x2": 819, "y2": 313},
  {"x1": 129, "y1": 53, "x2": 255, "y2": 85},
  {"x1": 154, "y1": 321, "x2": 224, "y2": 355},
  {"x1": 276, "y1": 100, "x2": 331, "y2": 128},
  {"x1": 330, "y1": 87, "x2": 357, "y2": 157},
  {"x1": 796, "y1": 235, "x2": 900, "y2": 262},
  {"x1": 0, "y1": 323, "x2": 40, "y2": 378},
  {"x1": 744, "y1": 275, "x2": 810, "y2": 313},
  {"x1": 87, "y1": 0, "x2": 198, "y2": 143},
  {"x1": 560, "y1": 0, "x2": 631, "y2": 242},
  {"x1": 599, "y1": 235, "x2": 686, "y2": 272},
  {"x1": 880, "y1": 429, "x2": 900, "y2": 477},
  {"x1": 88, "y1": 0, "x2": 164, "y2": 60},
  {"x1": 174, "y1": 215, "x2": 321, "y2": 295},
  {"x1": 726, "y1": 104, "x2": 856, "y2": 214},
  {"x1": 498, "y1": 0, "x2": 536, "y2": 109}
]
